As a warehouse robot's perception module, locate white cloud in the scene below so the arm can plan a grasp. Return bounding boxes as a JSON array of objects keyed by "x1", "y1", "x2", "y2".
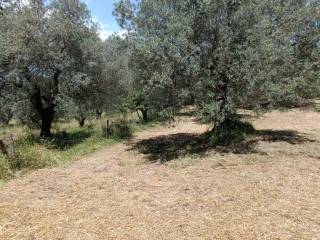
[
  {"x1": 82, "y1": 0, "x2": 91, "y2": 4},
  {"x1": 99, "y1": 28, "x2": 127, "y2": 40},
  {"x1": 92, "y1": 16, "x2": 126, "y2": 41}
]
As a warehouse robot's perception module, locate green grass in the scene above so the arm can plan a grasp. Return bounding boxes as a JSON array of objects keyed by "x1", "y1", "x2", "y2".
[
  {"x1": 132, "y1": 120, "x2": 157, "y2": 132},
  {"x1": 0, "y1": 115, "x2": 156, "y2": 181},
  {"x1": 56, "y1": 134, "x2": 118, "y2": 163}
]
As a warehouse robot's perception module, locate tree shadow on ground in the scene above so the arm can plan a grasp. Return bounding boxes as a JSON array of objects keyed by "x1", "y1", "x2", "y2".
[
  {"x1": 25, "y1": 127, "x2": 94, "y2": 150},
  {"x1": 131, "y1": 130, "x2": 315, "y2": 163},
  {"x1": 256, "y1": 130, "x2": 315, "y2": 144}
]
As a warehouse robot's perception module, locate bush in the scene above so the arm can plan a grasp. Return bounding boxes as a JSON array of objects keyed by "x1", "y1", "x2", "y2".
[
  {"x1": 209, "y1": 119, "x2": 256, "y2": 146},
  {"x1": 12, "y1": 147, "x2": 55, "y2": 170},
  {"x1": 102, "y1": 120, "x2": 133, "y2": 140},
  {"x1": 0, "y1": 154, "x2": 12, "y2": 180},
  {"x1": 113, "y1": 121, "x2": 133, "y2": 139},
  {"x1": 12, "y1": 143, "x2": 56, "y2": 170},
  {"x1": 6, "y1": 137, "x2": 56, "y2": 171}
]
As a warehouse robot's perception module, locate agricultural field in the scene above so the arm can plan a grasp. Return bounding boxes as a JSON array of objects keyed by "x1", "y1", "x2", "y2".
[
  {"x1": 1, "y1": 0, "x2": 319, "y2": 239},
  {"x1": 0, "y1": 107, "x2": 320, "y2": 239}
]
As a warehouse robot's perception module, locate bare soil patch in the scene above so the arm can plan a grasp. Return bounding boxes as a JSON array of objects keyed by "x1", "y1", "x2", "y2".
[{"x1": 1, "y1": 109, "x2": 320, "y2": 239}]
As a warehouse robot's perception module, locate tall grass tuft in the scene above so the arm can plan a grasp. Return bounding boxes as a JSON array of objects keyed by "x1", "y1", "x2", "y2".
[
  {"x1": 9, "y1": 143, "x2": 56, "y2": 170},
  {"x1": 0, "y1": 154, "x2": 13, "y2": 180}
]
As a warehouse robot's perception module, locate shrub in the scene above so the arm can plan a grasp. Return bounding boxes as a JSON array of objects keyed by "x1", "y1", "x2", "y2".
[
  {"x1": 101, "y1": 120, "x2": 112, "y2": 138},
  {"x1": 209, "y1": 119, "x2": 256, "y2": 146},
  {"x1": 113, "y1": 120, "x2": 133, "y2": 139},
  {"x1": 8, "y1": 140, "x2": 56, "y2": 170},
  {"x1": 102, "y1": 120, "x2": 133, "y2": 140},
  {"x1": 0, "y1": 154, "x2": 12, "y2": 180}
]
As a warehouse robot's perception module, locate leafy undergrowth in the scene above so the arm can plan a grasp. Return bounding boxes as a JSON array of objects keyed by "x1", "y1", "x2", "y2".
[
  {"x1": 207, "y1": 119, "x2": 256, "y2": 146},
  {"x1": 0, "y1": 118, "x2": 154, "y2": 182}
]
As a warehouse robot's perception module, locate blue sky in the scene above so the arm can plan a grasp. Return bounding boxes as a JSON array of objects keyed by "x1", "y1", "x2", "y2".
[{"x1": 83, "y1": 0, "x2": 122, "y2": 40}]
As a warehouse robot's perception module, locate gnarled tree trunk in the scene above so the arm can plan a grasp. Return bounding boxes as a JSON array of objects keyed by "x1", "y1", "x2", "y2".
[
  {"x1": 27, "y1": 69, "x2": 61, "y2": 138},
  {"x1": 212, "y1": 72, "x2": 230, "y2": 134},
  {"x1": 31, "y1": 87, "x2": 55, "y2": 138},
  {"x1": 40, "y1": 107, "x2": 55, "y2": 138}
]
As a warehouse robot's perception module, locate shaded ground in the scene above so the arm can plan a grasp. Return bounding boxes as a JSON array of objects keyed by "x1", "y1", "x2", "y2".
[
  {"x1": 1, "y1": 109, "x2": 320, "y2": 240},
  {"x1": 24, "y1": 127, "x2": 94, "y2": 150},
  {"x1": 132, "y1": 129, "x2": 314, "y2": 162}
]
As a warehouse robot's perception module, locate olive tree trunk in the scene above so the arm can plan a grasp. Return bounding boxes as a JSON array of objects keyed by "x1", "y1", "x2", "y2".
[
  {"x1": 39, "y1": 107, "x2": 55, "y2": 138},
  {"x1": 142, "y1": 109, "x2": 148, "y2": 122},
  {"x1": 77, "y1": 117, "x2": 86, "y2": 127},
  {"x1": 31, "y1": 87, "x2": 55, "y2": 138}
]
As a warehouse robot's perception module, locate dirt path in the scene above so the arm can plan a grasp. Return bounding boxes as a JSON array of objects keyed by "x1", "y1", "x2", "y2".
[{"x1": 1, "y1": 110, "x2": 320, "y2": 240}]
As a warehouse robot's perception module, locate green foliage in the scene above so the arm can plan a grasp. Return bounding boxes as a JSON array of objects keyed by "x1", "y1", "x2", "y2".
[
  {"x1": 13, "y1": 100, "x2": 42, "y2": 127},
  {"x1": 112, "y1": 120, "x2": 133, "y2": 139},
  {"x1": 0, "y1": 0, "x2": 104, "y2": 137},
  {"x1": 208, "y1": 119, "x2": 256, "y2": 146},
  {"x1": 115, "y1": 0, "x2": 320, "y2": 130},
  {"x1": 127, "y1": 91, "x2": 149, "y2": 112},
  {"x1": 125, "y1": 90, "x2": 151, "y2": 121},
  {"x1": 0, "y1": 97, "x2": 13, "y2": 125},
  {"x1": 114, "y1": 0, "x2": 194, "y2": 118}
]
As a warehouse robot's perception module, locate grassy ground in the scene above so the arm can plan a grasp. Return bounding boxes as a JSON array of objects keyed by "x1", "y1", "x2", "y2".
[
  {"x1": 0, "y1": 114, "x2": 155, "y2": 182},
  {"x1": 0, "y1": 108, "x2": 319, "y2": 239}
]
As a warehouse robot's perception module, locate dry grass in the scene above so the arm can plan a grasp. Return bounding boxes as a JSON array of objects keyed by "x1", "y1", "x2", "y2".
[{"x1": 0, "y1": 109, "x2": 320, "y2": 239}]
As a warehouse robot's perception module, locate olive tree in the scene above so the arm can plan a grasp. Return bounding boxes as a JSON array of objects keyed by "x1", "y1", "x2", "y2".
[
  {"x1": 114, "y1": 0, "x2": 195, "y2": 120},
  {"x1": 0, "y1": 0, "x2": 100, "y2": 136},
  {"x1": 96, "y1": 35, "x2": 131, "y2": 116},
  {"x1": 0, "y1": 79, "x2": 13, "y2": 125},
  {"x1": 115, "y1": 0, "x2": 320, "y2": 133},
  {"x1": 191, "y1": 0, "x2": 320, "y2": 132}
]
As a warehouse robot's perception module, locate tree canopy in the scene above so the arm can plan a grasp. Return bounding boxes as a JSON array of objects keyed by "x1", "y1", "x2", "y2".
[
  {"x1": 0, "y1": 0, "x2": 121, "y2": 136},
  {"x1": 115, "y1": 0, "x2": 320, "y2": 131},
  {"x1": 0, "y1": 0, "x2": 319, "y2": 138}
]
